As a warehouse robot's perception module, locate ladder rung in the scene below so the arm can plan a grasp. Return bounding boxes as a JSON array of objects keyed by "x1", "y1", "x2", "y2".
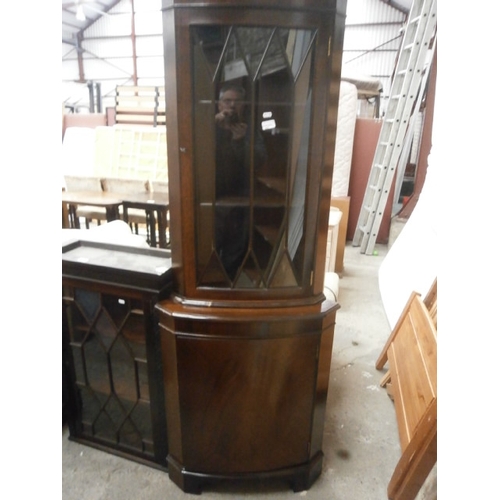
[
  {"x1": 353, "y1": 0, "x2": 436, "y2": 255},
  {"x1": 361, "y1": 203, "x2": 373, "y2": 211},
  {"x1": 402, "y1": 43, "x2": 416, "y2": 51},
  {"x1": 359, "y1": 220, "x2": 372, "y2": 231},
  {"x1": 409, "y1": 14, "x2": 424, "y2": 25}
]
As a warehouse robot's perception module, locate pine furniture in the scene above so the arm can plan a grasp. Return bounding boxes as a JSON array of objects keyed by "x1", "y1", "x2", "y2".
[{"x1": 376, "y1": 281, "x2": 437, "y2": 500}]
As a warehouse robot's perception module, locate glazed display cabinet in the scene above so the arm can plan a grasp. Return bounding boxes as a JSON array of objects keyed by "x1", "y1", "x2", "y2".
[
  {"x1": 156, "y1": 0, "x2": 347, "y2": 493},
  {"x1": 62, "y1": 240, "x2": 173, "y2": 469}
]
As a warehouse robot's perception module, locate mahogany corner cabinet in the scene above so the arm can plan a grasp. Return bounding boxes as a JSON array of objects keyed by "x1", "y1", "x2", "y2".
[{"x1": 156, "y1": 0, "x2": 346, "y2": 493}]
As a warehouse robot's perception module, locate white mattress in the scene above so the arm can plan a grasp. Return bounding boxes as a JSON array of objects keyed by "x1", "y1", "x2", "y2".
[
  {"x1": 341, "y1": 73, "x2": 383, "y2": 97},
  {"x1": 378, "y1": 146, "x2": 438, "y2": 329},
  {"x1": 332, "y1": 81, "x2": 358, "y2": 197}
]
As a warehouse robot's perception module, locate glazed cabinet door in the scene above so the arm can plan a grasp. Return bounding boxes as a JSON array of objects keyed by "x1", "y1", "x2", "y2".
[
  {"x1": 192, "y1": 25, "x2": 316, "y2": 291},
  {"x1": 163, "y1": 1, "x2": 346, "y2": 302}
]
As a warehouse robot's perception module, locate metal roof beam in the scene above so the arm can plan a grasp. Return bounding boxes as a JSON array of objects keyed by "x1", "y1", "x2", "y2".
[{"x1": 379, "y1": 0, "x2": 411, "y2": 15}]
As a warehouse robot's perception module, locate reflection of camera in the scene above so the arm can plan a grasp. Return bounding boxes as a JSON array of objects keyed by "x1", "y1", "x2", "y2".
[{"x1": 225, "y1": 112, "x2": 239, "y2": 125}]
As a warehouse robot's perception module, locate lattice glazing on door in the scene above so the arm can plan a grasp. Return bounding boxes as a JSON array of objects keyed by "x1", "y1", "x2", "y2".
[{"x1": 66, "y1": 288, "x2": 154, "y2": 457}]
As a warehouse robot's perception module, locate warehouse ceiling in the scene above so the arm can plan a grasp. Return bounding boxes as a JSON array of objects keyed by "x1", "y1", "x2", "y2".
[
  {"x1": 62, "y1": 0, "x2": 122, "y2": 44},
  {"x1": 62, "y1": 0, "x2": 414, "y2": 43}
]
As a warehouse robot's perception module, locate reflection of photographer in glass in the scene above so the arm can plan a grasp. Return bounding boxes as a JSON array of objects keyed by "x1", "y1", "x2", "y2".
[{"x1": 214, "y1": 83, "x2": 267, "y2": 280}]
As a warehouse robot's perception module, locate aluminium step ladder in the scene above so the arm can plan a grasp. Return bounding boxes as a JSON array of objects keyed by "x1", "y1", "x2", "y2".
[{"x1": 352, "y1": 0, "x2": 437, "y2": 254}]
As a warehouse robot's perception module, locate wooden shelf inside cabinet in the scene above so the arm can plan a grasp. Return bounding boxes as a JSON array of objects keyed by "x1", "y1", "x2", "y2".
[
  {"x1": 256, "y1": 176, "x2": 287, "y2": 194},
  {"x1": 212, "y1": 196, "x2": 251, "y2": 207},
  {"x1": 204, "y1": 191, "x2": 286, "y2": 208},
  {"x1": 255, "y1": 224, "x2": 281, "y2": 245}
]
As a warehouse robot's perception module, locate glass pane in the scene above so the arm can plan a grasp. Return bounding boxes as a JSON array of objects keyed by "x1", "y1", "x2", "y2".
[
  {"x1": 109, "y1": 336, "x2": 136, "y2": 400},
  {"x1": 84, "y1": 334, "x2": 110, "y2": 394},
  {"x1": 192, "y1": 26, "x2": 316, "y2": 289},
  {"x1": 287, "y1": 48, "x2": 314, "y2": 273},
  {"x1": 75, "y1": 288, "x2": 100, "y2": 322}
]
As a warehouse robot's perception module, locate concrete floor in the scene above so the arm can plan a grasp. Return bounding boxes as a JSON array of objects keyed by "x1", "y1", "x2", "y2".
[{"x1": 62, "y1": 220, "x2": 432, "y2": 500}]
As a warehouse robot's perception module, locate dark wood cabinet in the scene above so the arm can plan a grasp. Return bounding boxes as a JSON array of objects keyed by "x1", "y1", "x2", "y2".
[
  {"x1": 157, "y1": 0, "x2": 346, "y2": 493},
  {"x1": 158, "y1": 301, "x2": 338, "y2": 493},
  {"x1": 62, "y1": 241, "x2": 173, "y2": 470}
]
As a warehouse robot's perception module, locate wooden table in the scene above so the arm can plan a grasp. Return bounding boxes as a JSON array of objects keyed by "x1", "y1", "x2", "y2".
[
  {"x1": 62, "y1": 191, "x2": 123, "y2": 229},
  {"x1": 121, "y1": 192, "x2": 170, "y2": 248},
  {"x1": 62, "y1": 190, "x2": 170, "y2": 249}
]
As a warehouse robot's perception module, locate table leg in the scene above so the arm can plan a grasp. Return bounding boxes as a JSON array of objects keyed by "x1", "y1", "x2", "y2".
[
  {"x1": 157, "y1": 209, "x2": 168, "y2": 249},
  {"x1": 105, "y1": 205, "x2": 121, "y2": 222},
  {"x1": 147, "y1": 210, "x2": 157, "y2": 247},
  {"x1": 68, "y1": 204, "x2": 80, "y2": 229},
  {"x1": 62, "y1": 202, "x2": 70, "y2": 229}
]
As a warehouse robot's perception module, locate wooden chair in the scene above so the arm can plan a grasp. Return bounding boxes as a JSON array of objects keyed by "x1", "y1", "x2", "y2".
[
  {"x1": 115, "y1": 86, "x2": 165, "y2": 127},
  {"x1": 109, "y1": 125, "x2": 168, "y2": 181},
  {"x1": 376, "y1": 281, "x2": 437, "y2": 500},
  {"x1": 150, "y1": 180, "x2": 168, "y2": 193},
  {"x1": 101, "y1": 177, "x2": 150, "y2": 235},
  {"x1": 63, "y1": 175, "x2": 106, "y2": 228},
  {"x1": 149, "y1": 180, "x2": 170, "y2": 246}
]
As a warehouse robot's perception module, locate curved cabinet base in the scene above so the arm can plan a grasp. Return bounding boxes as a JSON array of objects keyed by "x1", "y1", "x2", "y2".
[
  {"x1": 166, "y1": 451, "x2": 324, "y2": 494},
  {"x1": 156, "y1": 299, "x2": 338, "y2": 494}
]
